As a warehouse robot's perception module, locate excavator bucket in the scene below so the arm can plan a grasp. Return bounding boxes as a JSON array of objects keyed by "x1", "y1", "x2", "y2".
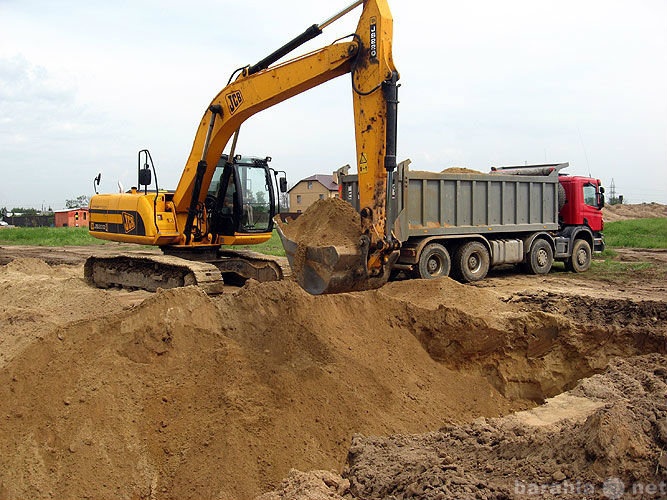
[
  {"x1": 275, "y1": 224, "x2": 358, "y2": 294},
  {"x1": 274, "y1": 222, "x2": 392, "y2": 295}
]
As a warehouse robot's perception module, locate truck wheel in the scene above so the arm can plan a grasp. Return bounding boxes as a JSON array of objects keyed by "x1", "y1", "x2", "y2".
[
  {"x1": 453, "y1": 241, "x2": 490, "y2": 283},
  {"x1": 417, "y1": 243, "x2": 451, "y2": 279},
  {"x1": 527, "y1": 239, "x2": 554, "y2": 275},
  {"x1": 566, "y1": 239, "x2": 592, "y2": 273}
]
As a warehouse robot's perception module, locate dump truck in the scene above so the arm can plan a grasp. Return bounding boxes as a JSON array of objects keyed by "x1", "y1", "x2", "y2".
[{"x1": 337, "y1": 161, "x2": 605, "y2": 282}]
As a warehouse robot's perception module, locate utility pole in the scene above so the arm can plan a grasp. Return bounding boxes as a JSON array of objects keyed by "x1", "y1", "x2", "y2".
[{"x1": 608, "y1": 179, "x2": 623, "y2": 205}]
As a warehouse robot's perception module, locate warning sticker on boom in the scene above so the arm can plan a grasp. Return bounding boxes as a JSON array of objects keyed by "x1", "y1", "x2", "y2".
[{"x1": 359, "y1": 152, "x2": 368, "y2": 173}]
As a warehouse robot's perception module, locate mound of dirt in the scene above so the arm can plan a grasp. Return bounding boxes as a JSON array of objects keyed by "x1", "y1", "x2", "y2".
[
  {"x1": 1, "y1": 257, "x2": 666, "y2": 499},
  {"x1": 0, "y1": 274, "x2": 530, "y2": 499},
  {"x1": 278, "y1": 197, "x2": 361, "y2": 247},
  {"x1": 4, "y1": 257, "x2": 57, "y2": 275},
  {"x1": 440, "y1": 167, "x2": 483, "y2": 174},
  {"x1": 345, "y1": 354, "x2": 667, "y2": 499},
  {"x1": 263, "y1": 354, "x2": 667, "y2": 499},
  {"x1": 0, "y1": 258, "x2": 147, "y2": 369},
  {"x1": 278, "y1": 198, "x2": 361, "y2": 290},
  {"x1": 603, "y1": 202, "x2": 666, "y2": 222}
]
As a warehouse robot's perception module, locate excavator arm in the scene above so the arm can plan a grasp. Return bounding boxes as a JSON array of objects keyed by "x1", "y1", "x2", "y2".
[
  {"x1": 172, "y1": 41, "x2": 357, "y2": 246},
  {"x1": 173, "y1": 0, "x2": 400, "y2": 293},
  {"x1": 88, "y1": 0, "x2": 399, "y2": 294}
]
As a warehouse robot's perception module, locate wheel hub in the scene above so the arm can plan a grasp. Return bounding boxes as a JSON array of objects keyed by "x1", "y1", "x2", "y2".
[
  {"x1": 576, "y1": 249, "x2": 587, "y2": 266},
  {"x1": 537, "y1": 249, "x2": 548, "y2": 267}
]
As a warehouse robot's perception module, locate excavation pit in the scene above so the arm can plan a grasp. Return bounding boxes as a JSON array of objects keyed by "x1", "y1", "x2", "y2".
[{"x1": 0, "y1": 256, "x2": 665, "y2": 499}]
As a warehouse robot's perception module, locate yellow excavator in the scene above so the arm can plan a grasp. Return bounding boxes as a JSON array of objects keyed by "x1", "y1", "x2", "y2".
[{"x1": 86, "y1": 0, "x2": 400, "y2": 294}]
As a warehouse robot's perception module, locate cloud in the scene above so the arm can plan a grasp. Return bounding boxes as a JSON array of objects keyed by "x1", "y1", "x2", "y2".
[
  {"x1": 0, "y1": 0, "x2": 665, "y2": 207},
  {"x1": 0, "y1": 55, "x2": 100, "y2": 145},
  {"x1": 0, "y1": 55, "x2": 129, "y2": 208}
]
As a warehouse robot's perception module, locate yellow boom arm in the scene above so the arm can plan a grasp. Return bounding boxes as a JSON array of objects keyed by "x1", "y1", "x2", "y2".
[{"x1": 172, "y1": 0, "x2": 398, "y2": 270}]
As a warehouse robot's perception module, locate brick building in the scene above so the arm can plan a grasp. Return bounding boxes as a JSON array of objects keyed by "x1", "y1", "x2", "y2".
[{"x1": 54, "y1": 208, "x2": 89, "y2": 227}]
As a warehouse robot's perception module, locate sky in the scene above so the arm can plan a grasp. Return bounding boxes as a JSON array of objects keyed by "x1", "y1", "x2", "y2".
[{"x1": 1, "y1": 0, "x2": 666, "y2": 211}]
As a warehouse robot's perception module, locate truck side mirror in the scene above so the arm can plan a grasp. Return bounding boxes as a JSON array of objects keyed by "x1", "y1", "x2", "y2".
[
  {"x1": 138, "y1": 167, "x2": 152, "y2": 187},
  {"x1": 598, "y1": 192, "x2": 605, "y2": 209},
  {"x1": 279, "y1": 177, "x2": 288, "y2": 193}
]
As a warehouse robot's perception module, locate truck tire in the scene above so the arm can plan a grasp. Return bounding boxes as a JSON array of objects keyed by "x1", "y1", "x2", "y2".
[
  {"x1": 566, "y1": 239, "x2": 592, "y2": 273},
  {"x1": 453, "y1": 241, "x2": 490, "y2": 283},
  {"x1": 417, "y1": 243, "x2": 451, "y2": 279},
  {"x1": 526, "y1": 239, "x2": 554, "y2": 275}
]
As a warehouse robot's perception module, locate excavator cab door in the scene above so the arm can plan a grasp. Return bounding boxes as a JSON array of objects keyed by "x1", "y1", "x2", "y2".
[
  {"x1": 209, "y1": 156, "x2": 276, "y2": 238},
  {"x1": 210, "y1": 163, "x2": 237, "y2": 236}
]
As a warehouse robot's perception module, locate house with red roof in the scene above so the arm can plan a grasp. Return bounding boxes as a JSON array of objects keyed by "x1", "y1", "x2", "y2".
[{"x1": 288, "y1": 174, "x2": 340, "y2": 213}]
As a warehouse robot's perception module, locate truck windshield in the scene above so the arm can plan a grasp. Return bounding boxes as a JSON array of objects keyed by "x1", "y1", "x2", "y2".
[{"x1": 237, "y1": 164, "x2": 272, "y2": 232}]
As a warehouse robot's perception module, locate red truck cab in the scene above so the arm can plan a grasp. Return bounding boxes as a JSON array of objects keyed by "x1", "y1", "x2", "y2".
[{"x1": 558, "y1": 176, "x2": 604, "y2": 232}]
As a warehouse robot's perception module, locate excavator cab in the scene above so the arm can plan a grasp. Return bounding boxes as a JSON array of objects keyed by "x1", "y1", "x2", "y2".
[{"x1": 206, "y1": 155, "x2": 278, "y2": 243}]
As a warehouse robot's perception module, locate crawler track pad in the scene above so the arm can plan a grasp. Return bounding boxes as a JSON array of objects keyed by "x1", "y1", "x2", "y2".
[{"x1": 84, "y1": 254, "x2": 225, "y2": 294}]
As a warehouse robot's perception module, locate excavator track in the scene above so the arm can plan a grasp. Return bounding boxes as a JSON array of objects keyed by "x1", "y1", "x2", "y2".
[
  {"x1": 216, "y1": 249, "x2": 291, "y2": 283},
  {"x1": 84, "y1": 254, "x2": 226, "y2": 295},
  {"x1": 84, "y1": 250, "x2": 291, "y2": 294}
]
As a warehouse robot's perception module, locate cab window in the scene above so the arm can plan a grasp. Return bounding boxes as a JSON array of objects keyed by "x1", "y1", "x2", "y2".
[{"x1": 583, "y1": 184, "x2": 597, "y2": 207}]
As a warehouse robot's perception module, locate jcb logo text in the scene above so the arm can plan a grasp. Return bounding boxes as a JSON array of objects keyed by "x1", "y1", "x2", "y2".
[{"x1": 226, "y1": 90, "x2": 243, "y2": 115}]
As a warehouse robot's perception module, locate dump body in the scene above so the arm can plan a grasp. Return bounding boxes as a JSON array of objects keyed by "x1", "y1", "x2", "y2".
[
  {"x1": 342, "y1": 161, "x2": 561, "y2": 240},
  {"x1": 341, "y1": 160, "x2": 604, "y2": 282}
]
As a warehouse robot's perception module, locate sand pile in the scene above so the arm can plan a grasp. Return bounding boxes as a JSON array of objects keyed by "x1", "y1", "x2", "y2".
[
  {"x1": 0, "y1": 266, "x2": 529, "y2": 499},
  {"x1": 1, "y1": 258, "x2": 666, "y2": 499},
  {"x1": 275, "y1": 197, "x2": 369, "y2": 293},
  {"x1": 0, "y1": 258, "x2": 147, "y2": 369},
  {"x1": 273, "y1": 354, "x2": 666, "y2": 500},
  {"x1": 603, "y1": 202, "x2": 666, "y2": 222},
  {"x1": 278, "y1": 197, "x2": 361, "y2": 248},
  {"x1": 440, "y1": 167, "x2": 483, "y2": 174},
  {"x1": 344, "y1": 355, "x2": 667, "y2": 498}
]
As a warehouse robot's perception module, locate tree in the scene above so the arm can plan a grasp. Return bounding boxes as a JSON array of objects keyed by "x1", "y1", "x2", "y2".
[
  {"x1": 11, "y1": 207, "x2": 38, "y2": 215},
  {"x1": 65, "y1": 195, "x2": 90, "y2": 209}
]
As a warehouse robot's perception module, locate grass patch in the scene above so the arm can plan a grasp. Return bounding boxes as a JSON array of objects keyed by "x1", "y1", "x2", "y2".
[
  {"x1": 0, "y1": 227, "x2": 105, "y2": 246},
  {"x1": 587, "y1": 255, "x2": 666, "y2": 283},
  {"x1": 0, "y1": 226, "x2": 288, "y2": 255},
  {"x1": 229, "y1": 230, "x2": 286, "y2": 256},
  {"x1": 603, "y1": 218, "x2": 667, "y2": 248}
]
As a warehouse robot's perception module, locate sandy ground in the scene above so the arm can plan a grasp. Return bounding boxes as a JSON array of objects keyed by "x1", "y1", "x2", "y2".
[
  {"x1": 0, "y1": 242, "x2": 665, "y2": 499},
  {"x1": 602, "y1": 202, "x2": 667, "y2": 222}
]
